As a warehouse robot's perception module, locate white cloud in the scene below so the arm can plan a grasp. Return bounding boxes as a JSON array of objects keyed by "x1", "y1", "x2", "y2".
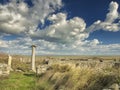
[
  {"x1": 29, "y1": 0, "x2": 62, "y2": 24},
  {"x1": 0, "y1": 0, "x2": 88, "y2": 44},
  {"x1": 0, "y1": 1, "x2": 120, "y2": 55},
  {"x1": 105, "y1": 1, "x2": 119, "y2": 23},
  {"x1": 0, "y1": 40, "x2": 8, "y2": 48},
  {"x1": 0, "y1": 3, "x2": 30, "y2": 34},
  {"x1": 30, "y1": 13, "x2": 88, "y2": 43},
  {"x1": 18, "y1": 2, "x2": 29, "y2": 14},
  {"x1": 89, "y1": 39, "x2": 100, "y2": 46},
  {"x1": 0, "y1": 36, "x2": 119, "y2": 55},
  {"x1": 0, "y1": 0, "x2": 62, "y2": 35},
  {"x1": 86, "y1": 20, "x2": 120, "y2": 32},
  {"x1": 86, "y1": 1, "x2": 120, "y2": 32}
]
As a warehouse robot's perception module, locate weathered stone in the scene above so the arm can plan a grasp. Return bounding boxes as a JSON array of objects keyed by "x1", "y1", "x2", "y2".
[
  {"x1": 109, "y1": 83, "x2": 119, "y2": 90},
  {"x1": 36, "y1": 65, "x2": 49, "y2": 74},
  {"x1": 8, "y1": 55, "x2": 12, "y2": 71},
  {"x1": 0, "y1": 63, "x2": 9, "y2": 76},
  {"x1": 43, "y1": 59, "x2": 49, "y2": 64}
]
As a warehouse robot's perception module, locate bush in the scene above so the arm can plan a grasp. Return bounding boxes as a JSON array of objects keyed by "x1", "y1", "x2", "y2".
[{"x1": 51, "y1": 64, "x2": 71, "y2": 73}]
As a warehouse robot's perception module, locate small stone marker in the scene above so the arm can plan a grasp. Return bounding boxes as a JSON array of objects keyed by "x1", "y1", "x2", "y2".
[
  {"x1": 8, "y1": 55, "x2": 12, "y2": 68},
  {"x1": 109, "y1": 83, "x2": 119, "y2": 90}
]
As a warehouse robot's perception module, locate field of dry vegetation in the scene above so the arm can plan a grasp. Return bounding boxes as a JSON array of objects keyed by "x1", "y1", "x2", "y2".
[{"x1": 0, "y1": 53, "x2": 120, "y2": 90}]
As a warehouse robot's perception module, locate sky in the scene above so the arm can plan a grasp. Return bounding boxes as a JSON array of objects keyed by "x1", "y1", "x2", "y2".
[{"x1": 0, "y1": 0, "x2": 120, "y2": 55}]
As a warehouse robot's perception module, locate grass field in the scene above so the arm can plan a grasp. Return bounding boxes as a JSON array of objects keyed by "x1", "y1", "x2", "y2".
[
  {"x1": 0, "y1": 54, "x2": 120, "y2": 90},
  {"x1": 0, "y1": 72, "x2": 36, "y2": 90},
  {"x1": 0, "y1": 65, "x2": 120, "y2": 90}
]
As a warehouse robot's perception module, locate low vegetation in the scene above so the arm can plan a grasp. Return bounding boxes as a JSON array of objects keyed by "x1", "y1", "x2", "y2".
[
  {"x1": 0, "y1": 55, "x2": 120, "y2": 90},
  {"x1": 36, "y1": 64, "x2": 120, "y2": 90},
  {"x1": 0, "y1": 64, "x2": 119, "y2": 90},
  {"x1": 0, "y1": 72, "x2": 36, "y2": 90}
]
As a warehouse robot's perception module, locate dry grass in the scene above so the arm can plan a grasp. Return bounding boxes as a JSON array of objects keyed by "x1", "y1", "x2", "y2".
[
  {"x1": 36, "y1": 63, "x2": 120, "y2": 90},
  {"x1": 0, "y1": 54, "x2": 120, "y2": 90}
]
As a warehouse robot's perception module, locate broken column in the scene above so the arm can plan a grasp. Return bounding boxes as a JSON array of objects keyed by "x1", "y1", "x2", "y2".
[
  {"x1": 31, "y1": 45, "x2": 36, "y2": 72},
  {"x1": 7, "y1": 54, "x2": 12, "y2": 74},
  {"x1": 8, "y1": 55, "x2": 12, "y2": 69}
]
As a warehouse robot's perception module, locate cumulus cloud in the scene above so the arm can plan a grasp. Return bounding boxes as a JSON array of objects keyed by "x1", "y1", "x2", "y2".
[
  {"x1": 0, "y1": 0, "x2": 88, "y2": 44},
  {"x1": 105, "y1": 1, "x2": 119, "y2": 23},
  {"x1": 0, "y1": 36, "x2": 120, "y2": 55},
  {"x1": 0, "y1": 0, "x2": 120, "y2": 55},
  {"x1": 0, "y1": 40, "x2": 8, "y2": 48},
  {"x1": 86, "y1": 1, "x2": 120, "y2": 32},
  {"x1": 30, "y1": 13, "x2": 88, "y2": 43},
  {"x1": 0, "y1": 2, "x2": 30, "y2": 34},
  {"x1": 0, "y1": 1, "x2": 119, "y2": 41},
  {"x1": 0, "y1": 0, "x2": 62, "y2": 35}
]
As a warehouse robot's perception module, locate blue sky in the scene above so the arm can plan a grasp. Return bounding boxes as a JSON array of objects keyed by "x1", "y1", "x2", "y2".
[
  {"x1": 62, "y1": 0, "x2": 120, "y2": 44},
  {"x1": 0, "y1": 0, "x2": 120, "y2": 55}
]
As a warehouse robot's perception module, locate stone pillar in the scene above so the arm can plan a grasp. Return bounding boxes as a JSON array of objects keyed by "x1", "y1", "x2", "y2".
[
  {"x1": 8, "y1": 55, "x2": 12, "y2": 69},
  {"x1": 7, "y1": 55, "x2": 12, "y2": 73},
  {"x1": 20, "y1": 58, "x2": 23, "y2": 62},
  {"x1": 31, "y1": 45, "x2": 36, "y2": 72}
]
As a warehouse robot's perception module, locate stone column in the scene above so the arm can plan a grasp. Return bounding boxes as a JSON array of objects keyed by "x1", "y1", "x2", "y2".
[
  {"x1": 7, "y1": 55, "x2": 12, "y2": 73},
  {"x1": 31, "y1": 45, "x2": 36, "y2": 72},
  {"x1": 20, "y1": 58, "x2": 23, "y2": 62},
  {"x1": 8, "y1": 55, "x2": 12, "y2": 69}
]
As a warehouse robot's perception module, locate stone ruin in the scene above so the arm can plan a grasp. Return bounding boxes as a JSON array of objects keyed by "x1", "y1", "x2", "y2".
[
  {"x1": 0, "y1": 63, "x2": 9, "y2": 76},
  {"x1": 36, "y1": 59, "x2": 50, "y2": 75},
  {"x1": 0, "y1": 55, "x2": 12, "y2": 76},
  {"x1": 103, "y1": 83, "x2": 120, "y2": 90},
  {"x1": 36, "y1": 65, "x2": 49, "y2": 75}
]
